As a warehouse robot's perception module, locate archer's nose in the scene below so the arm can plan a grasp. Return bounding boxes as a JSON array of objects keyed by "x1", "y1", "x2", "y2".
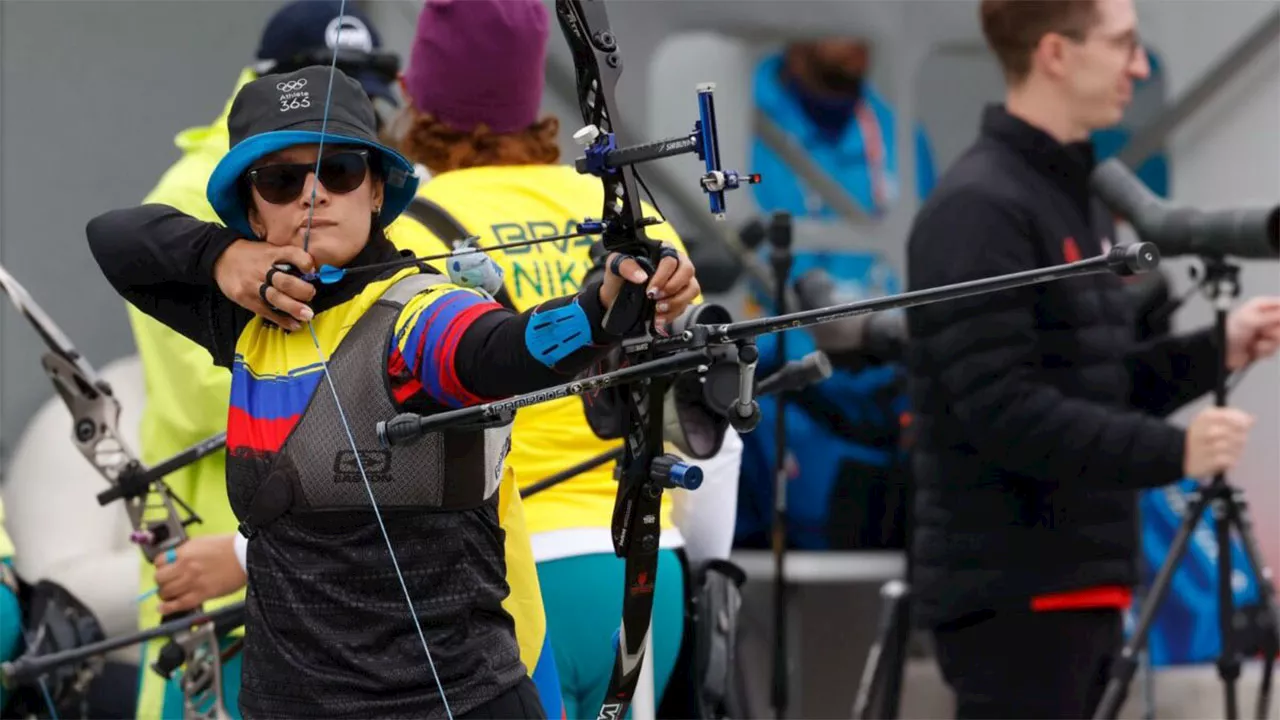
[{"x1": 300, "y1": 172, "x2": 330, "y2": 207}]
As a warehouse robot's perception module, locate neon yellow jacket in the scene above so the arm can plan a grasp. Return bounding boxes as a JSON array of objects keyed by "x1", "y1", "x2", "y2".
[
  {"x1": 127, "y1": 68, "x2": 251, "y2": 719},
  {"x1": 0, "y1": 498, "x2": 12, "y2": 559},
  {"x1": 130, "y1": 69, "x2": 551, "y2": 717}
]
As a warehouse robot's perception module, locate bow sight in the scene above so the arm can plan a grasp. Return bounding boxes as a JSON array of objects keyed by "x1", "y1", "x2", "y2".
[{"x1": 572, "y1": 83, "x2": 760, "y2": 220}]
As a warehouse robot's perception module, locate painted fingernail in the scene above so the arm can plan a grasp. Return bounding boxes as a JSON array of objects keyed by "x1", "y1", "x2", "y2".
[
  {"x1": 633, "y1": 270, "x2": 647, "y2": 282},
  {"x1": 657, "y1": 302, "x2": 669, "y2": 313},
  {"x1": 647, "y1": 288, "x2": 658, "y2": 299}
]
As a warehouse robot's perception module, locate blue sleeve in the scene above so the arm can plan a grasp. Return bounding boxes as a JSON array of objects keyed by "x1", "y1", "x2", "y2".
[{"x1": 914, "y1": 122, "x2": 937, "y2": 200}]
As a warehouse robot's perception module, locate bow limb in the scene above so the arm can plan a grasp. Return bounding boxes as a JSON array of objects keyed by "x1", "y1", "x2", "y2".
[
  {"x1": 555, "y1": 0, "x2": 661, "y2": 261},
  {"x1": 0, "y1": 262, "x2": 231, "y2": 720},
  {"x1": 554, "y1": 3, "x2": 670, "y2": 719}
]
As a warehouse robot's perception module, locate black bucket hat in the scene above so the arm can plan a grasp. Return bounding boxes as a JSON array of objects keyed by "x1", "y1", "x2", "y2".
[{"x1": 206, "y1": 65, "x2": 418, "y2": 238}]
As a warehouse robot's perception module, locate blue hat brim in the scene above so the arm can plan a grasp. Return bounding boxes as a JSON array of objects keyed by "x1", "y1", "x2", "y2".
[{"x1": 207, "y1": 130, "x2": 419, "y2": 239}]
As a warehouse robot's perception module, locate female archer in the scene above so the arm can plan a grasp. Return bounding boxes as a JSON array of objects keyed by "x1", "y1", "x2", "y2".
[{"x1": 85, "y1": 65, "x2": 699, "y2": 719}]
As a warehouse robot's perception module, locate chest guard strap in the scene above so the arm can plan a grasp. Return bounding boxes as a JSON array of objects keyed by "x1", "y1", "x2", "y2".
[{"x1": 238, "y1": 272, "x2": 513, "y2": 533}]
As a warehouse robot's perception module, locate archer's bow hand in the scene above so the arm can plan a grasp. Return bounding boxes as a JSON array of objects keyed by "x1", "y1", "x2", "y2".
[{"x1": 599, "y1": 247, "x2": 699, "y2": 334}]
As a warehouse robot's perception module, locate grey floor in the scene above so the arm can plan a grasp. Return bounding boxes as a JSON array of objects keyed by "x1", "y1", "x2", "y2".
[
  {"x1": 730, "y1": 557, "x2": 1269, "y2": 720},
  {"x1": 897, "y1": 658, "x2": 1268, "y2": 720}
]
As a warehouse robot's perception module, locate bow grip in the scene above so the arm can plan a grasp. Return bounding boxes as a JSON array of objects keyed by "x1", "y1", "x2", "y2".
[
  {"x1": 152, "y1": 608, "x2": 197, "y2": 680},
  {"x1": 152, "y1": 640, "x2": 186, "y2": 680},
  {"x1": 602, "y1": 255, "x2": 655, "y2": 336}
]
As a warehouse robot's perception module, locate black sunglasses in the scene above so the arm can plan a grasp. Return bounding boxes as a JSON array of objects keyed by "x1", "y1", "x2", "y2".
[{"x1": 246, "y1": 149, "x2": 372, "y2": 205}]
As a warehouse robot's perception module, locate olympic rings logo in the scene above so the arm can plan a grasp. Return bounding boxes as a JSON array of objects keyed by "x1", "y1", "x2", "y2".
[{"x1": 276, "y1": 79, "x2": 308, "y2": 92}]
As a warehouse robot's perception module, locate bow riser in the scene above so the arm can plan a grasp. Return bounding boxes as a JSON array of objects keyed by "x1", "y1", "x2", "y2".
[
  {"x1": 41, "y1": 349, "x2": 229, "y2": 720},
  {"x1": 553, "y1": 3, "x2": 719, "y2": 718},
  {"x1": 172, "y1": 624, "x2": 231, "y2": 720},
  {"x1": 40, "y1": 351, "x2": 190, "y2": 564}
]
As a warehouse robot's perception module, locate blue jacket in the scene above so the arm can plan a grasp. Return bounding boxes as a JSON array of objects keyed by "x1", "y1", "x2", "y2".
[
  {"x1": 750, "y1": 53, "x2": 936, "y2": 217},
  {"x1": 735, "y1": 249, "x2": 910, "y2": 550}
]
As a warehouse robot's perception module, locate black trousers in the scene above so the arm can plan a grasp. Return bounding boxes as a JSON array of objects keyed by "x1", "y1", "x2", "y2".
[{"x1": 931, "y1": 608, "x2": 1124, "y2": 719}]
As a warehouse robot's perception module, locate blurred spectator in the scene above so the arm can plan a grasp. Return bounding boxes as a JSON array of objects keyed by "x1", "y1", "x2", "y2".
[{"x1": 750, "y1": 38, "x2": 937, "y2": 218}]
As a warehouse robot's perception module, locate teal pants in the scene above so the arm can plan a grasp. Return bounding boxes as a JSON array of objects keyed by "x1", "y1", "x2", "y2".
[
  {"x1": 536, "y1": 549, "x2": 685, "y2": 720},
  {"x1": 1, "y1": 560, "x2": 22, "y2": 712}
]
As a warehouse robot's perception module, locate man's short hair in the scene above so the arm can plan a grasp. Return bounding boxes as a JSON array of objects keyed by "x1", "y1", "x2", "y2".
[{"x1": 980, "y1": 0, "x2": 1101, "y2": 83}]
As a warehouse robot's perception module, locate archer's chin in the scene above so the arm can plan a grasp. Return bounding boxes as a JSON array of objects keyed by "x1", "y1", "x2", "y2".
[{"x1": 301, "y1": 230, "x2": 363, "y2": 265}]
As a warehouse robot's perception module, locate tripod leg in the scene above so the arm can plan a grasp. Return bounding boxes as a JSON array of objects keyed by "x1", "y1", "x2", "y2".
[
  {"x1": 1223, "y1": 488, "x2": 1280, "y2": 720},
  {"x1": 852, "y1": 580, "x2": 909, "y2": 720},
  {"x1": 1215, "y1": 491, "x2": 1242, "y2": 720},
  {"x1": 1094, "y1": 488, "x2": 1216, "y2": 720},
  {"x1": 881, "y1": 586, "x2": 911, "y2": 720},
  {"x1": 1141, "y1": 645, "x2": 1155, "y2": 720},
  {"x1": 1131, "y1": 589, "x2": 1156, "y2": 720}
]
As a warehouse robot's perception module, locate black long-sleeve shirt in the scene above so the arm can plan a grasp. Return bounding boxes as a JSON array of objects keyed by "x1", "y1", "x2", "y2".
[
  {"x1": 86, "y1": 203, "x2": 620, "y2": 410},
  {"x1": 909, "y1": 190, "x2": 1218, "y2": 490}
]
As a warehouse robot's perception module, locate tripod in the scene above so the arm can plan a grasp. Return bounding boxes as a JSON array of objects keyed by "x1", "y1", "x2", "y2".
[
  {"x1": 768, "y1": 211, "x2": 794, "y2": 720},
  {"x1": 1094, "y1": 256, "x2": 1280, "y2": 720}
]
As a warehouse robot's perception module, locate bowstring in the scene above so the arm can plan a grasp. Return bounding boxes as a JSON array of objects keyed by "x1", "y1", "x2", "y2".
[{"x1": 300, "y1": 2, "x2": 452, "y2": 716}]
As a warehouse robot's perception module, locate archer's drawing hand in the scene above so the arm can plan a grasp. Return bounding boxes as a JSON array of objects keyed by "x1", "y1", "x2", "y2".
[
  {"x1": 599, "y1": 245, "x2": 699, "y2": 331},
  {"x1": 153, "y1": 534, "x2": 247, "y2": 616},
  {"x1": 214, "y1": 239, "x2": 318, "y2": 331}
]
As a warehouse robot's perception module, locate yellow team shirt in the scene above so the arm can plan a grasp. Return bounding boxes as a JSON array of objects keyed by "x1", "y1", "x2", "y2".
[{"x1": 387, "y1": 164, "x2": 690, "y2": 538}]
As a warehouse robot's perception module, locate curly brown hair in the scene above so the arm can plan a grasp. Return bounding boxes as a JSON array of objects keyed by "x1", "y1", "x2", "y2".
[{"x1": 393, "y1": 109, "x2": 562, "y2": 175}]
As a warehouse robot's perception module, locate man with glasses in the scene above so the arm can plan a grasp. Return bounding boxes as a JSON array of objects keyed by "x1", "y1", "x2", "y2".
[{"x1": 903, "y1": 0, "x2": 1280, "y2": 716}]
